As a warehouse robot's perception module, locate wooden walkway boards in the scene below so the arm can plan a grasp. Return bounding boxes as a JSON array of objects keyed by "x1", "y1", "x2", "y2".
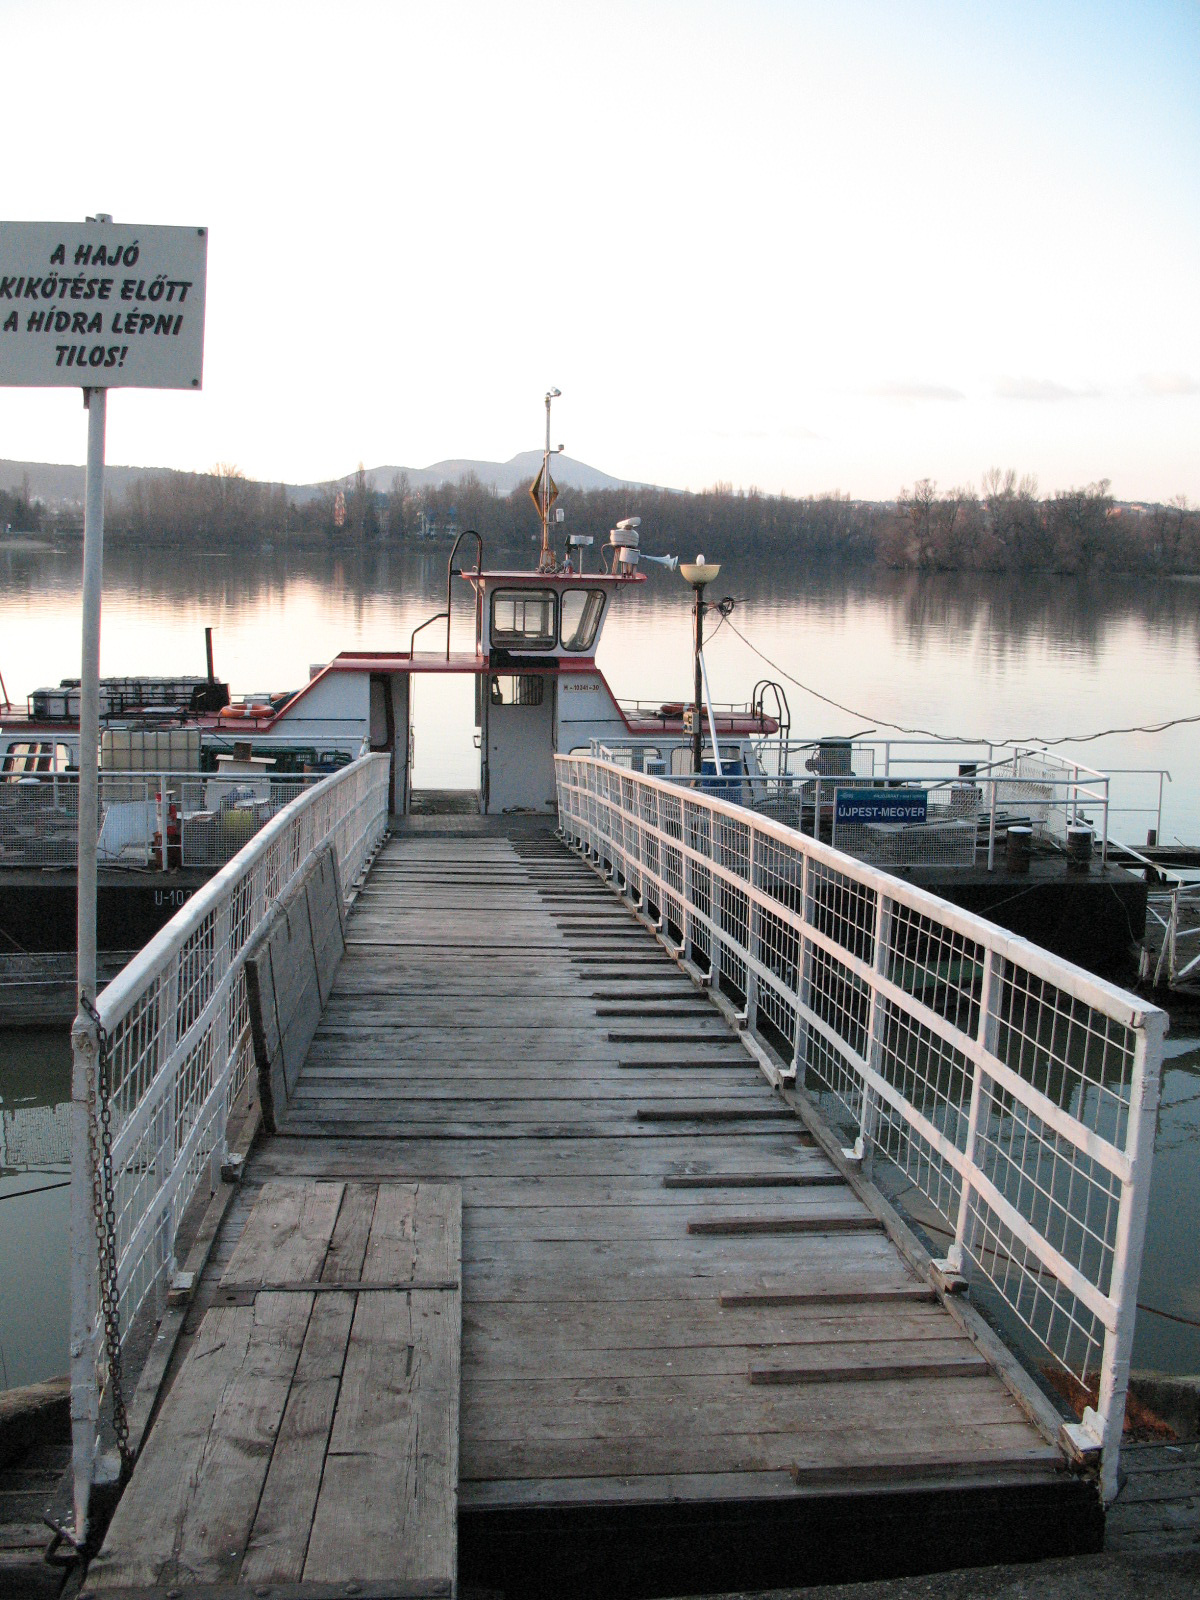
[
  {"x1": 89, "y1": 1179, "x2": 461, "y2": 1597},
  {"x1": 92, "y1": 819, "x2": 1102, "y2": 1598}
]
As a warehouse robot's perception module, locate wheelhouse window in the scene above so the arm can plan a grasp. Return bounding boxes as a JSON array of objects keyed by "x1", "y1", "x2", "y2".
[
  {"x1": 560, "y1": 589, "x2": 605, "y2": 652},
  {"x1": 490, "y1": 589, "x2": 557, "y2": 650}
]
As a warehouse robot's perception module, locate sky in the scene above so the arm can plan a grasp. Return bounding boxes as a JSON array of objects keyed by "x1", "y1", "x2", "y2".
[{"x1": 0, "y1": 0, "x2": 1197, "y2": 500}]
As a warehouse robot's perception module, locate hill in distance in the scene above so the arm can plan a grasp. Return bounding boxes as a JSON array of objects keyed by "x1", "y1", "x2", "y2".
[
  {"x1": 2, "y1": 450, "x2": 647, "y2": 508},
  {"x1": 298, "y1": 450, "x2": 646, "y2": 502},
  {"x1": 0, "y1": 458, "x2": 193, "y2": 505}
]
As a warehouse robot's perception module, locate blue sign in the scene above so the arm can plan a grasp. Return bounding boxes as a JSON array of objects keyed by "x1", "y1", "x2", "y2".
[{"x1": 834, "y1": 787, "x2": 928, "y2": 826}]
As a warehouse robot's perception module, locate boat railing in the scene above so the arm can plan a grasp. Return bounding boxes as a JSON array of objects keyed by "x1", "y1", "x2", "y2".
[
  {"x1": 67, "y1": 753, "x2": 391, "y2": 1540},
  {"x1": 588, "y1": 738, "x2": 1115, "y2": 870},
  {"x1": 1143, "y1": 879, "x2": 1200, "y2": 987},
  {"x1": 408, "y1": 528, "x2": 484, "y2": 658},
  {"x1": 0, "y1": 769, "x2": 332, "y2": 871},
  {"x1": 556, "y1": 752, "x2": 1167, "y2": 1504}
]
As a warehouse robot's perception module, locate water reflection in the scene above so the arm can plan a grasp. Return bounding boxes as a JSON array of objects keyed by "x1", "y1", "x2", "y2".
[
  {"x1": 2, "y1": 538, "x2": 1199, "y2": 648},
  {"x1": 0, "y1": 1029, "x2": 71, "y2": 1388},
  {"x1": 1136, "y1": 1041, "x2": 1200, "y2": 1373}
]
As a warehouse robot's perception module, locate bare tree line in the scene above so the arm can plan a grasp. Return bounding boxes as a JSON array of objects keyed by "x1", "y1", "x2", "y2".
[{"x1": 13, "y1": 461, "x2": 1199, "y2": 575}]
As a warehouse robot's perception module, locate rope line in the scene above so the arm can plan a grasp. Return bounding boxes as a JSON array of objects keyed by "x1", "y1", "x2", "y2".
[
  {"x1": 0, "y1": 1178, "x2": 70, "y2": 1202},
  {"x1": 723, "y1": 616, "x2": 1200, "y2": 747}
]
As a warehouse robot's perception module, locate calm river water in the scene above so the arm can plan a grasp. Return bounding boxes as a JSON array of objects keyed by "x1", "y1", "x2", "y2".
[{"x1": 1, "y1": 537, "x2": 1198, "y2": 1385}]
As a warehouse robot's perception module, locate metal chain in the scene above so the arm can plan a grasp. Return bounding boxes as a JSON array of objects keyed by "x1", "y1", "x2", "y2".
[{"x1": 79, "y1": 991, "x2": 133, "y2": 1477}]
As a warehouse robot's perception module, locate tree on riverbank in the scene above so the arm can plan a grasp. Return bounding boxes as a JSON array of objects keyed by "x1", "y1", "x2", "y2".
[{"x1": 0, "y1": 475, "x2": 40, "y2": 534}]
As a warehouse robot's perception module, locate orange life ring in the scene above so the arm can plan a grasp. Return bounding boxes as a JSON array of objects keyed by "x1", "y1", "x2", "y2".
[{"x1": 218, "y1": 703, "x2": 271, "y2": 720}]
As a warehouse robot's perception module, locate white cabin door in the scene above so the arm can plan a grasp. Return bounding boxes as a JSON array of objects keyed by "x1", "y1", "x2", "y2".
[{"x1": 486, "y1": 674, "x2": 557, "y2": 813}]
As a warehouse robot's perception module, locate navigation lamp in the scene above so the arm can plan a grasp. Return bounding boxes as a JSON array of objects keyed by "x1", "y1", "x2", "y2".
[{"x1": 680, "y1": 555, "x2": 721, "y2": 586}]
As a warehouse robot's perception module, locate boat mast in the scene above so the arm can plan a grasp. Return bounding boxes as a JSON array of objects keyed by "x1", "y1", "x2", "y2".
[{"x1": 538, "y1": 387, "x2": 561, "y2": 574}]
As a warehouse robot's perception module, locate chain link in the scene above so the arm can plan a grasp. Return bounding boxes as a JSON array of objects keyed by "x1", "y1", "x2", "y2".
[{"x1": 79, "y1": 991, "x2": 133, "y2": 1478}]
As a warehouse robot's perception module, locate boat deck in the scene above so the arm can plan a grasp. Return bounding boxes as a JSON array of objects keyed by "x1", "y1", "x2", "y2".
[{"x1": 89, "y1": 819, "x2": 1102, "y2": 1598}]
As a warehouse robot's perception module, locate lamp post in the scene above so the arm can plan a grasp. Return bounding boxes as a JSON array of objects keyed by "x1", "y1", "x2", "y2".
[{"x1": 679, "y1": 557, "x2": 721, "y2": 774}]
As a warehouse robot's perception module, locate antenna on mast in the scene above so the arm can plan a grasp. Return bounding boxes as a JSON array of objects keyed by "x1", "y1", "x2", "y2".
[{"x1": 536, "y1": 388, "x2": 563, "y2": 573}]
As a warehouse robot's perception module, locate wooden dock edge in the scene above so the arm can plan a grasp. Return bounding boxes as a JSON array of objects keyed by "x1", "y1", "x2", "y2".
[
  {"x1": 460, "y1": 1472, "x2": 1102, "y2": 1600},
  {"x1": 0, "y1": 1376, "x2": 69, "y2": 1470}
]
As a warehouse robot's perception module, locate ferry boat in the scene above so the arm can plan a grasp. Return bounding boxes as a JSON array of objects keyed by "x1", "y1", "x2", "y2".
[
  {"x1": 0, "y1": 396, "x2": 783, "y2": 1011},
  {"x1": 1, "y1": 392, "x2": 779, "y2": 812}
]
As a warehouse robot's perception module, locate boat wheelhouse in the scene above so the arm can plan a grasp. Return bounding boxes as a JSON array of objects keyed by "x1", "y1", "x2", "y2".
[{"x1": 265, "y1": 548, "x2": 776, "y2": 814}]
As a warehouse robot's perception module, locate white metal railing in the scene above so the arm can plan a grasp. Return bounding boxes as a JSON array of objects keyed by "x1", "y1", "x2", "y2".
[
  {"x1": 0, "y1": 770, "x2": 329, "y2": 870},
  {"x1": 591, "y1": 738, "x2": 1112, "y2": 872},
  {"x1": 556, "y1": 753, "x2": 1167, "y2": 1502},
  {"x1": 68, "y1": 753, "x2": 390, "y2": 1539},
  {"x1": 597, "y1": 735, "x2": 1173, "y2": 871},
  {"x1": 1144, "y1": 881, "x2": 1200, "y2": 987}
]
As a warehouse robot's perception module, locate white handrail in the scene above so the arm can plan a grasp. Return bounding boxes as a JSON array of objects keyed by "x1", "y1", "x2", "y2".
[
  {"x1": 556, "y1": 753, "x2": 1167, "y2": 1504},
  {"x1": 68, "y1": 753, "x2": 390, "y2": 1542}
]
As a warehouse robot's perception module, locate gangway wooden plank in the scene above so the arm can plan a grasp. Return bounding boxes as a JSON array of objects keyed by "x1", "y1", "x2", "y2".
[{"x1": 89, "y1": 1179, "x2": 461, "y2": 1598}]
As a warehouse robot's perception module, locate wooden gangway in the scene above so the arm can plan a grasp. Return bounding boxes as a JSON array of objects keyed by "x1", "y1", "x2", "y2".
[{"x1": 89, "y1": 819, "x2": 1100, "y2": 1599}]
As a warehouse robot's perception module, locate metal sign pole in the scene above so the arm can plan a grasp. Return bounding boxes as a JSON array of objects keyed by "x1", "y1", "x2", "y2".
[
  {"x1": 68, "y1": 377, "x2": 106, "y2": 1545},
  {"x1": 77, "y1": 385, "x2": 106, "y2": 1003}
]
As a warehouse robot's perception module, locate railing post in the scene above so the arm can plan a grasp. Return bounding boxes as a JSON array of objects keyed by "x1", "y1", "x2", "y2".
[
  {"x1": 1079, "y1": 1010, "x2": 1167, "y2": 1501},
  {"x1": 790, "y1": 851, "x2": 808, "y2": 1078},
  {"x1": 68, "y1": 1017, "x2": 100, "y2": 1545},
  {"x1": 1157, "y1": 770, "x2": 1164, "y2": 843},
  {"x1": 649, "y1": 782, "x2": 665, "y2": 929},
  {"x1": 987, "y1": 778, "x2": 998, "y2": 872}
]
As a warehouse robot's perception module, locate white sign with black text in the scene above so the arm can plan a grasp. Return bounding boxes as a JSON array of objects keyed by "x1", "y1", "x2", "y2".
[{"x1": 0, "y1": 221, "x2": 207, "y2": 389}]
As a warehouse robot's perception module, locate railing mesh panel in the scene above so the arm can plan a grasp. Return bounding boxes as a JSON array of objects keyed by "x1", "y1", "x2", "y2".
[
  {"x1": 887, "y1": 904, "x2": 983, "y2": 1036},
  {"x1": 992, "y1": 966, "x2": 1135, "y2": 1140},
  {"x1": 965, "y1": 1189, "x2": 1105, "y2": 1378},
  {"x1": 87, "y1": 756, "x2": 390, "y2": 1372},
  {"x1": 555, "y1": 752, "x2": 1165, "y2": 1494}
]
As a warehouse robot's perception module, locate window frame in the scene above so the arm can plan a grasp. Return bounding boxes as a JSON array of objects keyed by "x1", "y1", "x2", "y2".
[
  {"x1": 489, "y1": 588, "x2": 558, "y2": 651},
  {"x1": 559, "y1": 589, "x2": 606, "y2": 653}
]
